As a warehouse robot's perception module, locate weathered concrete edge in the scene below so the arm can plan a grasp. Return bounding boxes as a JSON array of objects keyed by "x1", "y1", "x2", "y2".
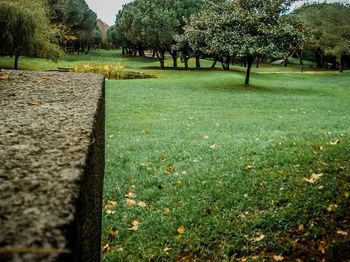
[{"x1": 60, "y1": 76, "x2": 105, "y2": 262}]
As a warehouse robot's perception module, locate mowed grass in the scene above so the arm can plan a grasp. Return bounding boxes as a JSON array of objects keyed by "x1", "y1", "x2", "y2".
[
  {"x1": 103, "y1": 62, "x2": 350, "y2": 261},
  {"x1": 1, "y1": 50, "x2": 349, "y2": 260}
]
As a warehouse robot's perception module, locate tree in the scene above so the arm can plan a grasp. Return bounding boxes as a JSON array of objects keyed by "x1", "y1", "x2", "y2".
[
  {"x1": 295, "y1": 3, "x2": 350, "y2": 72},
  {"x1": 0, "y1": 0, "x2": 62, "y2": 69},
  {"x1": 183, "y1": 0, "x2": 304, "y2": 85}
]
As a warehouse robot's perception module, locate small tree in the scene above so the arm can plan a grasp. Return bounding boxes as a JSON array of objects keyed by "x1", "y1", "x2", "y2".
[
  {"x1": 184, "y1": 0, "x2": 305, "y2": 85},
  {"x1": 0, "y1": 0, "x2": 62, "y2": 69}
]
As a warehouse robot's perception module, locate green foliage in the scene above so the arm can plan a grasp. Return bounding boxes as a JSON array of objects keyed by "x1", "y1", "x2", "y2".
[
  {"x1": 295, "y1": 3, "x2": 350, "y2": 71},
  {"x1": 0, "y1": 0, "x2": 62, "y2": 69},
  {"x1": 74, "y1": 63, "x2": 125, "y2": 79}
]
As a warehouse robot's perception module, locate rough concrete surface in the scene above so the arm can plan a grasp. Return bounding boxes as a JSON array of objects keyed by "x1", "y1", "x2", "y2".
[{"x1": 0, "y1": 70, "x2": 105, "y2": 261}]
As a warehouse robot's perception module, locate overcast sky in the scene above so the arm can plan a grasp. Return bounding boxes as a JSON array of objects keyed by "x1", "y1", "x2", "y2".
[
  {"x1": 85, "y1": 0, "x2": 349, "y2": 26},
  {"x1": 85, "y1": 0, "x2": 133, "y2": 25}
]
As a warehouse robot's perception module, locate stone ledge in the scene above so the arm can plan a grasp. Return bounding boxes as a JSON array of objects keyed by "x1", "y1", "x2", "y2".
[{"x1": 0, "y1": 70, "x2": 105, "y2": 262}]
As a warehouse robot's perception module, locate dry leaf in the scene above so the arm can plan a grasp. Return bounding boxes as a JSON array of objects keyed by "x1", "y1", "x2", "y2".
[
  {"x1": 326, "y1": 204, "x2": 338, "y2": 212},
  {"x1": 36, "y1": 80, "x2": 44, "y2": 84},
  {"x1": 244, "y1": 165, "x2": 253, "y2": 171},
  {"x1": 27, "y1": 100, "x2": 41, "y2": 106},
  {"x1": 247, "y1": 233, "x2": 265, "y2": 242},
  {"x1": 127, "y1": 199, "x2": 137, "y2": 206},
  {"x1": 102, "y1": 243, "x2": 110, "y2": 253},
  {"x1": 303, "y1": 173, "x2": 323, "y2": 184},
  {"x1": 57, "y1": 78, "x2": 69, "y2": 83},
  {"x1": 163, "y1": 208, "x2": 170, "y2": 215},
  {"x1": 313, "y1": 145, "x2": 323, "y2": 151},
  {"x1": 129, "y1": 220, "x2": 139, "y2": 231},
  {"x1": 104, "y1": 201, "x2": 117, "y2": 210},
  {"x1": 0, "y1": 74, "x2": 10, "y2": 81},
  {"x1": 273, "y1": 255, "x2": 284, "y2": 261},
  {"x1": 318, "y1": 240, "x2": 327, "y2": 254},
  {"x1": 210, "y1": 144, "x2": 216, "y2": 149},
  {"x1": 177, "y1": 225, "x2": 185, "y2": 234},
  {"x1": 42, "y1": 76, "x2": 51, "y2": 80},
  {"x1": 137, "y1": 201, "x2": 146, "y2": 207},
  {"x1": 108, "y1": 228, "x2": 118, "y2": 238},
  {"x1": 336, "y1": 230, "x2": 348, "y2": 236},
  {"x1": 298, "y1": 225, "x2": 305, "y2": 232},
  {"x1": 125, "y1": 192, "x2": 136, "y2": 199},
  {"x1": 329, "y1": 139, "x2": 340, "y2": 145},
  {"x1": 203, "y1": 135, "x2": 209, "y2": 140},
  {"x1": 163, "y1": 247, "x2": 172, "y2": 252},
  {"x1": 165, "y1": 165, "x2": 175, "y2": 174},
  {"x1": 106, "y1": 210, "x2": 116, "y2": 215}
]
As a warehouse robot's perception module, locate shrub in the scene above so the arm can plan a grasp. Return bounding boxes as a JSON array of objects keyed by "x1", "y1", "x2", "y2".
[{"x1": 74, "y1": 63, "x2": 125, "y2": 79}]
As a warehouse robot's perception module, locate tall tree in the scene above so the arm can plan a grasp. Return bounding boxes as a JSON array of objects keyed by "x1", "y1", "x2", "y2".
[
  {"x1": 295, "y1": 3, "x2": 350, "y2": 72},
  {"x1": 0, "y1": 0, "x2": 62, "y2": 69}
]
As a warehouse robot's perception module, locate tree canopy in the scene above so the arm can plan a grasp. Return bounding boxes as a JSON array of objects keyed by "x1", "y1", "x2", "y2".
[{"x1": 0, "y1": 0, "x2": 62, "y2": 69}]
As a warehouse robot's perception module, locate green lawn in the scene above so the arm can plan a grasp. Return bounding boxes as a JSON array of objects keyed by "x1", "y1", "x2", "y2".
[{"x1": 1, "y1": 50, "x2": 349, "y2": 261}]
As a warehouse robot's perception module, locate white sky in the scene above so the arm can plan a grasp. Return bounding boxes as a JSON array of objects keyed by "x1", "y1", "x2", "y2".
[
  {"x1": 85, "y1": 0, "x2": 133, "y2": 26},
  {"x1": 85, "y1": 0, "x2": 349, "y2": 26}
]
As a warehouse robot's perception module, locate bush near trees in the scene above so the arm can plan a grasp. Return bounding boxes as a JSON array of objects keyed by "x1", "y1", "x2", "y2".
[
  {"x1": 295, "y1": 2, "x2": 350, "y2": 72},
  {"x1": 0, "y1": 0, "x2": 62, "y2": 69}
]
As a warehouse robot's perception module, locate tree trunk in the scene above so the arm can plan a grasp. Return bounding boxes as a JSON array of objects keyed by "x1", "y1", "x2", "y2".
[
  {"x1": 339, "y1": 55, "x2": 344, "y2": 73},
  {"x1": 156, "y1": 50, "x2": 165, "y2": 69},
  {"x1": 300, "y1": 51, "x2": 304, "y2": 73},
  {"x1": 171, "y1": 50, "x2": 178, "y2": 68},
  {"x1": 14, "y1": 55, "x2": 19, "y2": 70},
  {"x1": 211, "y1": 58, "x2": 217, "y2": 68},
  {"x1": 256, "y1": 57, "x2": 260, "y2": 68},
  {"x1": 245, "y1": 56, "x2": 254, "y2": 85},
  {"x1": 195, "y1": 55, "x2": 200, "y2": 69},
  {"x1": 184, "y1": 57, "x2": 189, "y2": 69},
  {"x1": 284, "y1": 57, "x2": 288, "y2": 67}
]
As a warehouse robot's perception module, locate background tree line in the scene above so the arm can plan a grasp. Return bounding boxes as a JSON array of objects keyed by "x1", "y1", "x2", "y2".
[
  {"x1": 0, "y1": 0, "x2": 102, "y2": 69},
  {"x1": 108, "y1": 0, "x2": 350, "y2": 84}
]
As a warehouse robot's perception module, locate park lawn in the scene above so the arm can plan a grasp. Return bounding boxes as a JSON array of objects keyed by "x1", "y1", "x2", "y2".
[
  {"x1": 103, "y1": 65, "x2": 350, "y2": 261},
  {"x1": 1, "y1": 50, "x2": 349, "y2": 260}
]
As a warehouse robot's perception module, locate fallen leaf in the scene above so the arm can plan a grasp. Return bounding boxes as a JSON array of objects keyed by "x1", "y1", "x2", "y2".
[
  {"x1": 125, "y1": 192, "x2": 136, "y2": 199},
  {"x1": 251, "y1": 234, "x2": 265, "y2": 242},
  {"x1": 127, "y1": 199, "x2": 137, "y2": 206},
  {"x1": 210, "y1": 144, "x2": 216, "y2": 149},
  {"x1": 27, "y1": 100, "x2": 41, "y2": 106},
  {"x1": 177, "y1": 225, "x2": 185, "y2": 234},
  {"x1": 163, "y1": 208, "x2": 170, "y2": 215},
  {"x1": 7, "y1": 92, "x2": 16, "y2": 97},
  {"x1": 0, "y1": 74, "x2": 10, "y2": 80},
  {"x1": 329, "y1": 139, "x2": 340, "y2": 145},
  {"x1": 273, "y1": 255, "x2": 284, "y2": 261},
  {"x1": 337, "y1": 230, "x2": 348, "y2": 236},
  {"x1": 129, "y1": 220, "x2": 139, "y2": 231},
  {"x1": 108, "y1": 228, "x2": 118, "y2": 238},
  {"x1": 106, "y1": 210, "x2": 116, "y2": 215},
  {"x1": 303, "y1": 173, "x2": 323, "y2": 184},
  {"x1": 104, "y1": 201, "x2": 117, "y2": 210},
  {"x1": 203, "y1": 135, "x2": 209, "y2": 140},
  {"x1": 57, "y1": 78, "x2": 69, "y2": 83},
  {"x1": 163, "y1": 247, "x2": 172, "y2": 252},
  {"x1": 326, "y1": 204, "x2": 338, "y2": 212},
  {"x1": 137, "y1": 201, "x2": 146, "y2": 207},
  {"x1": 36, "y1": 80, "x2": 44, "y2": 84},
  {"x1": 165, "y1": 165, "x2": 175, "y2": 174},
  {"x1": 318, "y1": 240, "x2": 327, "y2": 254},
  {"x1": 298, "y1": 225, "x2": 305, "y2": 232},
  {"x1": 42, "y1": 76, "x2": 51, "y2": 80},
  {"x1": 102, "y1": 243, "x2": 110, "y2": 253},
  {"x1": 313, "y1": 145, "x2": 323, "y2": 151},
  {"x1": 244, "y1": 165, "x2": 253, "y2": 171}
]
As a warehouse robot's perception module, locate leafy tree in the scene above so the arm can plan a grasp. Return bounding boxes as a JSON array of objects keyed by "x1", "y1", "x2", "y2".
[
  {"x1": 184, "y1": 0, "x2": 304, "y2": 85},
  {"x1": 295, "y1": 3, "x2": 350, "y2": 72},
  {"x1": 0, "y1": 0, "x2": 62, "y2": 69}
]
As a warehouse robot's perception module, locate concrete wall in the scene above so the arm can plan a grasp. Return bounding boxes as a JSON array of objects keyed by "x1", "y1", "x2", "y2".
[{"x1": 0, "y1": 70, "x2": 105, "y2": 262}]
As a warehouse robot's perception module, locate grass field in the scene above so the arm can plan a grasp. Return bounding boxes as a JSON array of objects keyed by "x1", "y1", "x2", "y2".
[{"x1": 1, "y1": 50, "x2": 349, "y2": 261}]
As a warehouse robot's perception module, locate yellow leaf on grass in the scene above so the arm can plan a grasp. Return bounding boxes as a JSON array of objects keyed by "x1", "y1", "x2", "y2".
[
  {"x1": 165, "y1": 165, "x2": 175, "y2": 174},
  {"x1": 129, "y1": 220, "x2": 139, "y2": 231},
  {"x1": 106, "y1": 210, "x2": 116, "y2": 215},
  {"x1": 337, "y1": 230, "x2": 348, "y2": 236},
  {"x1": 244, "y1": 165, "x2": 253, "y2": 171},
  {"x1": 163, "y1": 208, "x2": 170, "y2": 215},
  {"x1": 108, "y1": 228, "x2": 118, "y2": 238},
  {"x1": 163, "y1": 247, "x2": 172, "y2": 252},
  {"x1": 303, "y1": 173, "x2": 323, "y2": 184},
  {"x1": 273, "y1": 255, "x2": 284, "y2": 261},
  {"x1": 329, "y1": 139, "x2": 340, "y2": 145},
  {"x1": 177, "y1": 225, "x2": 185, "y2": 234},
  {"x1": 210, "y1": 144, "x2": 216, "y2": 149},
  {"x1": 127, "y1": 199, "x2": 137, "y2": 206},
  {"x1": 137, "y1": 201, "x2": 147, "y2": 207},
  {"x1": 102, "y1": 244, "x2": 110, "y2": 253},
  {"x1": 246, "y1": 233, "x2": 265, "y2": 242},
  {"x1": 318, "y1": 240, "x2": 327, "y2": 254},
  {"x1": 326, "y1": 204, "x2": 338, "y2": 212},
  {"x1": 203, "y1": 135, "x2": 209, "y2": 140},
  {"x1": 104, "y1": 201, "x2": 117, "y2": 210},
  {"x1": 125, "y1": 192, "x2": 136, "y2": 199}
]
